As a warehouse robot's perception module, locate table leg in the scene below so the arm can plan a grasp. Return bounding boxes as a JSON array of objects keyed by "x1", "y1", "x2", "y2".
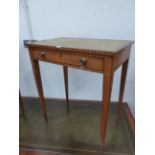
[
  {"x1": 100, "y1": 58, "x2": 114, "y2": 151},
  {"x1": 63, "y1": 66, "x2": 69, "y2": 107},
  {"x1": 19, "y1": 91, "x2": 24, "y2": 113},
  {"x1": 29, "y1": 58, "x2": 48, "y2": 121},
  {"x1": 117, "y1": 59, "x2": 129, "y2": 122}
]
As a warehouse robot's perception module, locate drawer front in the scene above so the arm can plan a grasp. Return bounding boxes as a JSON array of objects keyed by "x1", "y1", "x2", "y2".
[{"x1": 32, "y1": 50, "x2": 104, "y2": 72}]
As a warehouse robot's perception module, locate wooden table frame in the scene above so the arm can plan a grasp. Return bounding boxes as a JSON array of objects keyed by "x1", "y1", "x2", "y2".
[{"x1": 27, "y1": 38, "x2": 133, "y2": 151}]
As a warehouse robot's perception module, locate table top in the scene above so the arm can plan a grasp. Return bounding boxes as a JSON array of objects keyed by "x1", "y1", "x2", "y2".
[{"x1": 28, "y1": 37, "x2": 133, "y2": 56}]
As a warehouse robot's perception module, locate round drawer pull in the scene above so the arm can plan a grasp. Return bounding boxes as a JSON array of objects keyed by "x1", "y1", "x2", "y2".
[
  {"x1": 40, "y1": 51, "x2": 45, "y2": 58},
  {"x1": 80, "y1": 57, "x2": 86, "y2": 66}
]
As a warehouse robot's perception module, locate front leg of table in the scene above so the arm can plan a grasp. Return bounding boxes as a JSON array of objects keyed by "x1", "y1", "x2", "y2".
[
  {"x1": 29, "y1": 51, "x2": 48, "y2": 121},
  {"x1": 63, "y1": 66, "x2": 69, "y2": 107},
  {"x1": 117, "y1": 59, "x2": 129, "y2": 122},
  {"x1": 100, "y1": 57, "x2": 114, "y2": 151}
]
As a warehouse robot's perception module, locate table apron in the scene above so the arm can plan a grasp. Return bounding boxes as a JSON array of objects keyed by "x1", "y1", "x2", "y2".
[{"x1": 31, "y1": 50, "x2": 105, "y2": 73}]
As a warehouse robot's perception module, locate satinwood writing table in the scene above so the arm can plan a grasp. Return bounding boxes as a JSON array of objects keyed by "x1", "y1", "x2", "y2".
[{"x1": 27, "y1": 37, "x2": 133, "y2": 151}]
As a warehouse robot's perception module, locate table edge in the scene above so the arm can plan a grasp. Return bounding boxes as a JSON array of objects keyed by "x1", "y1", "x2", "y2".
[{"x1": 27, "y1": 41, "x2": 134, "y2": 57}]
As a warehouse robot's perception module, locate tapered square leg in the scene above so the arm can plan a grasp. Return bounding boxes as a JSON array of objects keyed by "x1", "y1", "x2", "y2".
[
  {"x1": 100, "y1": 57, "x2": 114, "y2": 151},
  {"x1": 117, "y1": 59, "x2": 129, "y2": 122},
  {"x1": 29, "y1": 51, "x2": 48, "y2": 121},
  {"x1": 63, "y1": 66, "x2": 69, "y2": 107}
]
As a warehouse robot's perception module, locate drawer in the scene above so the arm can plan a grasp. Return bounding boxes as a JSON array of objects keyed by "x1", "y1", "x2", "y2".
[{"x1": 31, "y1": 50, "x2": 104, "y2": 72}]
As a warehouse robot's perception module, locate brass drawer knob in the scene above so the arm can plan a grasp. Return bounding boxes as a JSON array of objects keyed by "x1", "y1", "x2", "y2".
[
  {"x1": 40, "y1": 51, "x2": 45, "y2": 58},
  {"x1": 80, "y1": 57, "x2": 86, "y2": 66}
]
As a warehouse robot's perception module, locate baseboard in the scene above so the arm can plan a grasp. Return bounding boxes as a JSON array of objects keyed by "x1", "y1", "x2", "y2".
[
  {"x1": 21, "y1": 96, "x2": 135, "y2": 137},
  {"x1": 22, "y1": 96, "x2": 118, "y2": 105}
]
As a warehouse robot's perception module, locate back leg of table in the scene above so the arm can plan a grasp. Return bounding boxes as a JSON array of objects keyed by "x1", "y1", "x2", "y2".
[
  {"x1": 117, "y1": 59, "x2": 129, "y2": 122},
  {"x1": 19, "y1": 91, "x2": 24, "y2": 113},
  {"x1": 63, "y1": 66, "x2": 69, "y2": 107},
  {"x1": 29, "y1": 58, "x2": 48, "y2": 121}
]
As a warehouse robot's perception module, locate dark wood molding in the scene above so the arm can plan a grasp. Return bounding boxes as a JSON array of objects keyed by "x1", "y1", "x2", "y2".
[
  {"x1": 19, "y1": 91, "x2": 25, "y2": 113},
  {"x1": 22, "y1": 96, "x2": 120, "y2": 106}
]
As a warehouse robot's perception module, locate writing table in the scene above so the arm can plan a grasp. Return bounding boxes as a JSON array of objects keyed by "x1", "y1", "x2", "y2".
[{"x1": 27, "y1": 37, "x2": 133, "y2": 151}]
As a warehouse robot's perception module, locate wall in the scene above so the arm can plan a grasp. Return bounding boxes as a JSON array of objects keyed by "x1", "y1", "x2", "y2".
[{"x1": 19, "y1": 0, "x2": 135, "y2": 116}]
